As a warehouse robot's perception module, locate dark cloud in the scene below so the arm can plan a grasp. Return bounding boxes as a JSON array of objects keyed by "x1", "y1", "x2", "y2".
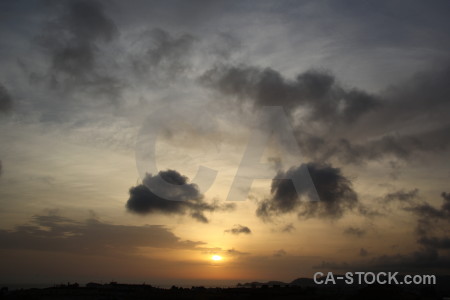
[
  {"x1": 356, "y1": 204, "x2": 381, "y2": 218},
  {"x1": 298, "y1": 127, "x2": 449, "y2": 167},
  {"x1": 126, "y1": 169, "x2": 234, "y2": 223},
  {"x1": 319, "y1": 64, "x2": 450, "y2": 165},
  {"x1": 225, "y1": 224, "x2": 251, "y2": 235},
  {"x1": 201, "y1": 62, "x2": 450, "y2": 168},
  {"x1": 384, "y1": 189, "x2": 419, "y2": 203},
  {"x1": 36, "y1": 0, "x2": 122, "y2": 100},
  {"x1": 256, "y1": 163, "x2": 358, "y2": 220},
  {"x1": 0, "y1": 213, "x2": 203, "y2": 255},
  {"x1": 397, "y1": 191, "x2": 450, "y2": 257},
  {"x1": 406, "y1": 191, "x2": 450, "y2": 220},
  {"x1": 330, "y1": 125, "x2": 450, "y2": 165},
  {"x1": 41, "y1": 0, "x2": 117, "y2": 76},
  {"x1": 418, "y1": 236, "x2": 450, "y2": 249},
  {"x1": 331, "y1": 135, "x2": 422, "y2": 164},
  {"x1": 280, "y1": 223, "x2": 295, "y2": 233},
  {"x1": 200, "y1": 65, "x2": 380, "y2": 124},
  {"x1": 0, "y1": 83, "x2": 12, "y2": 113},
  {"x1": 343, "y1": 226, "x2": 366, "y2": 238}
]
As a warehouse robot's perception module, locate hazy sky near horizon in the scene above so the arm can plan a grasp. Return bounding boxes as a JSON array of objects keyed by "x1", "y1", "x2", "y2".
[{"x1": 1, "y1": 0, "x2": 450, "y2": 285}]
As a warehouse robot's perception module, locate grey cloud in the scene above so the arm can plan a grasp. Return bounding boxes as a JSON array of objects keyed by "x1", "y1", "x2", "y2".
[
  {"x1": 331, "y1": 125, "x2": 450, "y2": 165},
  {"x1": 289, "y1": 123, "x2": 450, "y2": 168},
  {"x1": 384, "y1": 189, "x2": 419, "y2": 203},
  {"x1": 332, "y1": 135, "x2": 421, "y2": 164},
  {"x1": 190, "y1": 211, "x2": 208, "y2": 223},
  {"x1": 126, "y1": 169, "x2": 234, "y2": 223},
  {"x1": 400, "y1": 191, "x2": 450, "y2": 256},
  {"x1": 0, "y1": 83, "x2": 12, "y2": 113},
  {"x1": 343, "y1": 226, "x2": 366, "y2": 238},
  {"x1": 280, "y1": 223, "x2": 295, "y2": 233},
  {"x1": 225, "y1": 224, "x2": 251, "y2": 235},
  {"x1": 0, "y1": 213, "x2": 203, "y2": 255},
  {"x1": 418, "y1": 236, "x2": 450, "y2": 249},
  {"x1": 36, "y1": 0, "x2": 122, "y2": 101},
  {"x1": 201, "y1": 62, "x2": 450, "y2": 168},
  {"x1": 40, "y1": 0, "x2": 117, "y2": 76},
  {"x1": 8, "y1": 1, "x2": 449, "y2": 171},
  {"x1": 200, "y1": 65, "x2": 380, "y2": 124},
  {"x1": 256, "y1": 163, "x2": 358, "y2": 220},
  {"x1": 328, "y1": 65, "x2": 450, "y2": 164},
  {"x1": 357, "y1": 205, "x2": 381, "y2": 218},
  {"x1": 406, "y1": 191, "x2": 450, "y2": 220}
]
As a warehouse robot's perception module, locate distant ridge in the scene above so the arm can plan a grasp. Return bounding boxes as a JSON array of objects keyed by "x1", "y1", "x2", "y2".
[{"x1": 237, "y1": 277, "x2": 316, "y2": 287}]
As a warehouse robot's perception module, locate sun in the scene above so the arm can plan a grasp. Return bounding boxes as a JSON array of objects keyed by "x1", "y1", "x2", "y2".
[{"x1": 211, "y1": 255, "x2": 222, "y2": 261}]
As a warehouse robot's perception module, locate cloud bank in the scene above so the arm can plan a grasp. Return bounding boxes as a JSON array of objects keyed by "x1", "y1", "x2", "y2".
[{"x1": 257, "y1": 163, "x2": 358, "y2": 220}]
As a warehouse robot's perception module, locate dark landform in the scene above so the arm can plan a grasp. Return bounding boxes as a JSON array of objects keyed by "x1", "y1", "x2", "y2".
[{"x1": 1, "y1": 276, "x2": 449, "y2": 300}]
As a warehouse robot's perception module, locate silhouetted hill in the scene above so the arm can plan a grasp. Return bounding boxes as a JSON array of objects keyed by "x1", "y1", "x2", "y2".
[
  {"x1": 236, "y1": 278, "x2": 316, "y2": 288},
  {"x1": 289, "y1": 278, "x2": 316, "y2": 286}
]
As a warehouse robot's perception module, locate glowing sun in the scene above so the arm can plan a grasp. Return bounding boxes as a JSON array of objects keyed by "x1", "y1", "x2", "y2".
[{"x1": 211, "y1": 255, "x2": 222, "y2": 261}]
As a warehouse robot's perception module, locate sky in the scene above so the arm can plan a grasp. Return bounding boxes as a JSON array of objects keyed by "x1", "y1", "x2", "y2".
[{"x1": 1, "y1": 0, "x2": 450, "y2": 286}]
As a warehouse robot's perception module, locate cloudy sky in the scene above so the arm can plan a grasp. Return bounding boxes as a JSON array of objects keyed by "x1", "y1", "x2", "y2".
[{"x1": 1, "y1": 0, "x2": 450, "y2": 286}]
